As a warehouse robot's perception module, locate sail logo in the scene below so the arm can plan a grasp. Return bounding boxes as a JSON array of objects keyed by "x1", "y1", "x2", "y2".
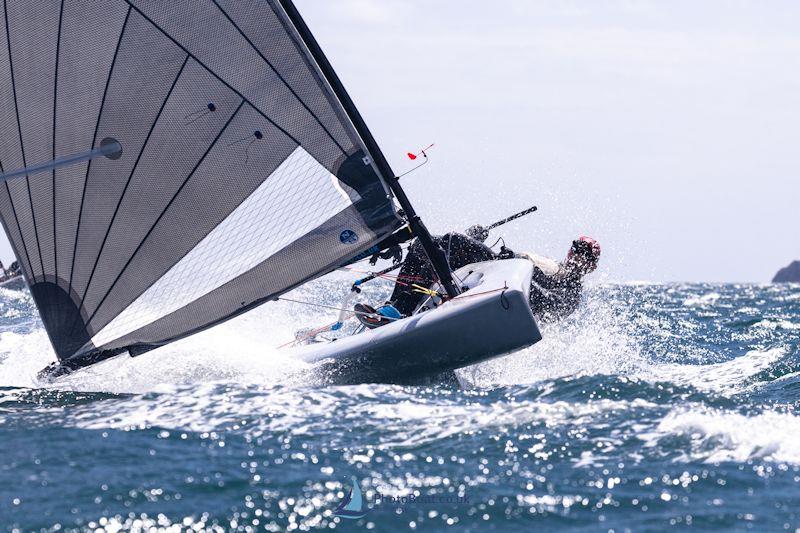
[
  {"x1": 334, "y1": 476, "x2": 368, "y2": 519},
  {"x1": 340, "y1": 229, "x2": 359, "y2": 244}
]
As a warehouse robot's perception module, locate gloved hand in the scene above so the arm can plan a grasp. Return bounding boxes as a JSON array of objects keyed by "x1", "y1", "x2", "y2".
[
  {"x1": 369, "y1": 244, "x2": 403, "y2": 265},
  {"x1": 466, "y1": 224, "x2": 489, "y2": 242},
  {"x1": 498, "y1": 246, "x2": 515, "y2": 260}
]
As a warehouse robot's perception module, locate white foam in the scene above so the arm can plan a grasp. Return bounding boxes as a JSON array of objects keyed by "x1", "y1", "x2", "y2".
[
  {"x1": 683, "y1": 292, "x2": 720, "y2": 307},
  {"x1": 457, "y1": 291, "x2": 648, "y2": 387},
  {"x1": 0, "y1": 279, "x2": 791, "y2": 403},
  {"x1": 0, "y1": 298, "x2": 315, "y2": 394},
  {"x1": 62, "y1": 384, "x2": 655, "y2": 449},
  {"x1": 642, "y1": 407, "x2": 800, "y2": 464},
  {"x1": 648, "y1": 347, "x2": 786, "y2": 393},
  {"x1": 752, "y1": 318, "x2": 800, "y2": 331}
]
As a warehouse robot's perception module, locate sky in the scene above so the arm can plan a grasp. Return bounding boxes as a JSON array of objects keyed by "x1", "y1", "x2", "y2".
[{"x1": 1, "y1": 0, "x2": 798, "y2": 282}]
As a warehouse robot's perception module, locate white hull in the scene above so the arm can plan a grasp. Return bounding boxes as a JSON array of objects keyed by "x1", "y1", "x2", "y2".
[{"x1": 292, "y1": 259, "x2": 541, "y2": 384}]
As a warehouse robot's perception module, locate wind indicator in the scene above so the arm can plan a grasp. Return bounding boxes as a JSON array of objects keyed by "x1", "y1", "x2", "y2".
[{"x1": 398, "y1": 143, "x2": 435, "y2": 178}]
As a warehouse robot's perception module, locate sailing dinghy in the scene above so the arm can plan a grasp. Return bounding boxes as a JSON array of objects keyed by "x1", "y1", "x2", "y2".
[{"x1": 0, "y1": 0, "x2": 541, "y2": 382}]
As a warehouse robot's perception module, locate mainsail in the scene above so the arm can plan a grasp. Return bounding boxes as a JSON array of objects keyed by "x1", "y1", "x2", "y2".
[{"x1": 0, "y1": 0, "x2": 404, "y2": 372}]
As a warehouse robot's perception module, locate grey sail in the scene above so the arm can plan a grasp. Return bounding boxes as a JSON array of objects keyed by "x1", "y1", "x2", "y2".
[{"x1": 0, "y1": 0, "x2": 401, "y2": 372}]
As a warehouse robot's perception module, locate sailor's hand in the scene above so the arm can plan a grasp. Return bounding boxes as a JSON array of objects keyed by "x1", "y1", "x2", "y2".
[
  {"x1": 370, "y1": 244, "x2": 403, "y2": 265},
  {"x1": 381, "y1": 244, "x2": 403, "y2": 264},
  {"x1": 466, "y1": 224, "x2": 489, "y2": 242}
]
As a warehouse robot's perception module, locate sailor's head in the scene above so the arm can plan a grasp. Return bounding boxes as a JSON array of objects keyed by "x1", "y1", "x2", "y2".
[{"x1": 566, "y1": 236, "x2": 601, "y2": 275}]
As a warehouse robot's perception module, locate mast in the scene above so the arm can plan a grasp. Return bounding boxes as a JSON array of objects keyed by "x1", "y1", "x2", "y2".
[{"x1": 278, "y1": 0, "x2": 460, "y2": 298}]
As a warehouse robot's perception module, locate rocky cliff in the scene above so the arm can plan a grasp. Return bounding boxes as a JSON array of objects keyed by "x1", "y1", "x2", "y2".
[{"x1": 773, "y1": 260, "x2": 800, "y2": 282}]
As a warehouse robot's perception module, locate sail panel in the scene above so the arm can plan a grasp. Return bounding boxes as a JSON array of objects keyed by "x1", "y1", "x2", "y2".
[
  {"x1": 96, "y1": 204, "x2": 380, "y2": 355},
  {"x1": 128, "y1": 0, "x2": 349, "y2": 174},
  {"x1": 7, "y1": 1, "x2": 60, "y2": 280},
  {"x1": 54, "y1": 1, "x2": 130, "y2": 287},
  {"x1": 0, "y1": 1, "x2": 33, "y2": 282},
  {"x1": 91, "y1": 145, "x2": 351, "y2": 347},
  {"x1": 86, "y1": 102, "x2": 295, "y2": 332},
  {"x1": 215, "y1": 0, "x2": 355, "y2": 151},
  {"x1": 69, "y1": 10, "x2": 189, "y2": 300},
  {"x1": 78, "y1": 61, "x2": 242, "y2": 318},
  {"x1": 0, "y1": 0, "x2": 401, "y2": 368}
]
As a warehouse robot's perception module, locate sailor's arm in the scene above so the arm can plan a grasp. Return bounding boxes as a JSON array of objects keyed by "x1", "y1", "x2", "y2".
[{"x1": 443, "y1": 232, "x2": 497, "y2": 262}]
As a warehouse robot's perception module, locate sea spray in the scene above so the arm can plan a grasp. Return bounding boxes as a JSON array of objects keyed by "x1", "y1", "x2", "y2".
[{"x1": 1, "y1": 282, "x2": 799, "y2": 530}]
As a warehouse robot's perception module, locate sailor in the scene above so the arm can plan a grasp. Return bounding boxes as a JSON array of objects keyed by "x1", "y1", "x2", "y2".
[
  {"x1": 519, "y1": 236, "x2": 601, "y2": 322},
  {"x1": 356, "y1": 233, "x2": 601, "y2": 327}
]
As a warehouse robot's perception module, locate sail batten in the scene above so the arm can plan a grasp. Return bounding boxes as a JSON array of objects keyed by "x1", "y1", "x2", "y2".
[
  {"x1": 67, "y1": 5, "x2": 132, "y2": 293},
  {"x1": 85, "y1": 98, "x2": 247, "y2": 331},
  {"x1": 0, "y1": 0, "x2": 401, "y2": 371},
  {"x1": 77, "y1": 54, "x2": 190, "y2": 310},
  {"x1": 209, "y1": 0, "x2": 349, "y2": 156}
]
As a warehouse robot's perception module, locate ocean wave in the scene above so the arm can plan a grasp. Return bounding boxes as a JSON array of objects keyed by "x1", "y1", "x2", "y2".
[
  {"x1": 683, "y1": 292, "x2": 721, "y2": 307},
  {"x1": 642, "y1": 406, "x2": 800, "y2": 464},
  {"x1": 643, "y1": 347, "x2": 789, "y2": 394}
]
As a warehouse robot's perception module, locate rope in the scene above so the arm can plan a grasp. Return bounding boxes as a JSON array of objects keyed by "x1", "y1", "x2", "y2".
[
  {"x1": 451, "y1": 284, "x2": 510, "y2": 302},
  {"x1": 343, "y1": 266, "x2": 431, "y2": 284},
  {"x1": 276, "y1": 297, "x2": 403, "y2": 321},
  {"x1": 411, "y1": 284, "x2": 441, "y2": 297},
  {"x1": 276, "y1": 318, "x2": 344, "y2": 349},
  {"x1": 276, "y1": 296, "x2": 403, "y2": 349}
]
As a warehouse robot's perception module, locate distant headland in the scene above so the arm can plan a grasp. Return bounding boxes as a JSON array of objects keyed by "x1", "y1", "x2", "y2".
[{"x1": 773, "y1": 261, "x2": 800, "y2": 283}]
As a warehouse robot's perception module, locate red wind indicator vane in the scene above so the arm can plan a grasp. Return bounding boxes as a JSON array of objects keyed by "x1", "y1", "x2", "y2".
[{"x1": 407, "y1": 143, "x2": 435, "y2": 160}]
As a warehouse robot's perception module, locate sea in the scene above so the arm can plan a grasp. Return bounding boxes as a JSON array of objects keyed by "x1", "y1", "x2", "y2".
[{"x1": 1, "y1": 280, "x2": 799, "y2": 531}]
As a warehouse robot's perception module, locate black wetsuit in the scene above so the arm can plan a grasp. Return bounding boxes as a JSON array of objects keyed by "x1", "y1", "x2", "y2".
[
  {"x1": 389, "y1": 233, "x2": 584, "y2": 321},
  {"x1": 528, "y1": 266, "x2": 582, "y2": 322},
  {"x1": 389, "y1": 233, "x2": 495, "y2": 315}
]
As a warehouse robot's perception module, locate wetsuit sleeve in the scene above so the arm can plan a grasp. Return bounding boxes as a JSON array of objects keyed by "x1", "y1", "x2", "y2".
[
  {"x1": 530, "y1": 265, "x2": 561, "y2": 290},
  {"x1": 528, "y1": 267, "x2": 583, "y2": 321},
  {"x1": 442, "y1": 233, "x2": 496, "y2": 266}
]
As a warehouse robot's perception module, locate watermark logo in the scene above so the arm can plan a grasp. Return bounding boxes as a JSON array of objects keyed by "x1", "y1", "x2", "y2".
[
  {"x1": 332, "y1": 476, "x2": 471, "y2": 519},
  {"x1": 334, "y1": 476, "x2": 368, "y2": 519}
]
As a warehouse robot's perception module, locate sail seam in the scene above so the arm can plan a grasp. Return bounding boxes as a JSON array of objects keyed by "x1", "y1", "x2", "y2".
[
  {"x1": 123, "y1": 1, "x2": 309, "y2": 153},
  {"x1": 210, "y1": 0, "x2": 347, "y2": 154},
  {"x1": 78, "y1": 54, "x2": 191, "y2": 306},
  {"x1": 267, "y1": 1, "x2": 367, "y2": 159},
  {"x1": 0, "y1": 160, "x2": 32, "y2": 280},
  {"x1": 89, "y1": 145, "x2": 350, "y2": 346},
  {"x1": 52, "y1": 0, "x2": 65, "y2": 283},
  {"x1": 67, "y1": 6, "x2": 132, "y2": 290},
  {"x1": 84, "y1": 99, "x2": 246, "y2": 327},
  {"x1": 3, "y1": 0, "x2": 45, "y2": 279}
]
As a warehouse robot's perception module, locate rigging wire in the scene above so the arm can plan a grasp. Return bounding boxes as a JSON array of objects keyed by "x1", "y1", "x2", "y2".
[
  {"x1": 276, "y1": 296, "x2": 403, "y2": 320},
  {"x1": 489, "y1": 236, "x2": 506, "y2": 250},
  {"x1": 396, "y1": 143, "x2": 434, "y2": 179}
]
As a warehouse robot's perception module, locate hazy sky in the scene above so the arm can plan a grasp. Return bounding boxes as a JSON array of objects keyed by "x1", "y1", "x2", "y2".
[{"x1": 1, "y1": 0, "x2": 798, "y2": 281}]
